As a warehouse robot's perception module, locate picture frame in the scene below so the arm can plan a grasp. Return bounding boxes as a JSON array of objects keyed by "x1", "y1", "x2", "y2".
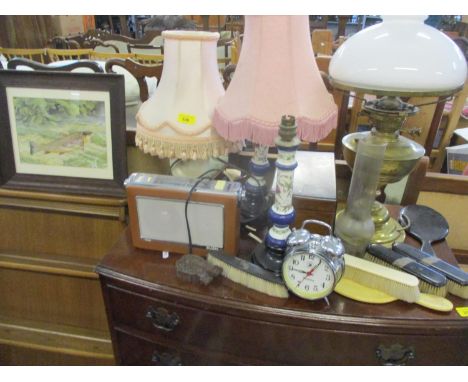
[{"x1": 0, "y1": 70, "x2": 127, "y2": 197}]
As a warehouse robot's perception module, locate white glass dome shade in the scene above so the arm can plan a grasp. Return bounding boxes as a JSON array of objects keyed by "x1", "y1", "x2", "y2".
[{"x1": 329, "y1": 16, "x2": 467, "y2": 96}]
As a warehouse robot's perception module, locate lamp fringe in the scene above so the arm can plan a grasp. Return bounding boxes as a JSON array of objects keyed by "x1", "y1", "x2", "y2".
[
  {"x1": 213, "y1": 108, "x2": 338, "y2": 147},
  {"x1": 135, "y1": 130, "x2": 239, "y2": 161}
]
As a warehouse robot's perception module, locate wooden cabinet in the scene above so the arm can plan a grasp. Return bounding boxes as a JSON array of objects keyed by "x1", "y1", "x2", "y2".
[
  {"x1": 0, "y1": 189, "x2": 126, "y2": 365},
  {"x1": 97, "y1": 226, "x2": 468, "y2": 366}
]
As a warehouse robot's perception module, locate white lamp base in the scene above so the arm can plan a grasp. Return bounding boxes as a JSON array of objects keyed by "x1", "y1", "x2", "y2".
[{"x1": 170, "y1": 157, "x2": 227, "y2": 179}]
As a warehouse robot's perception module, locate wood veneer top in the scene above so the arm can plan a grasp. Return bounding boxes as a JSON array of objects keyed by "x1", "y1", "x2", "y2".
[{"x1": 97, "y1": 206, "x2": 468, "y2": 331}]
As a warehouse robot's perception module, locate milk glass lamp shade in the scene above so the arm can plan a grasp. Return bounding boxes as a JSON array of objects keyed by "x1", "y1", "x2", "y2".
[
  {"x1": 136, "y1": 31, "x2": 232, "y2": 160},
  {"x1": 329, "y1": 16, "x2": 467, "y2": 95},
  {"x1": 213, "y1": 15, "x2": 338, "y2": 146}
]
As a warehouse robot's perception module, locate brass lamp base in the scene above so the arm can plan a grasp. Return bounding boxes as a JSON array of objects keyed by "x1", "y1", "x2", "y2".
[{"x1": 370, "y1": 201, "x2": 405, "y2": 246}]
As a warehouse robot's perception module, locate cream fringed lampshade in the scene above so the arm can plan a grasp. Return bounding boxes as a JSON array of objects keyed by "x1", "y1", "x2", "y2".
[
  {"x1": 136, "y1": 31, "x2": 232, "y2": 161},
  {"x1": 213, "y1": 15, "x2": 338, "y2": 146}
]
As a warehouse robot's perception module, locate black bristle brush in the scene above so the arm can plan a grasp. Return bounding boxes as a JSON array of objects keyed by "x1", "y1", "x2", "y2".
[
  {"x1": 365, "y1": 244, "x2": 448, "y2": 297},
  {"x1": 206, "y1": 250, "x2": 289, "y2": 298},
  {"x1": 393, "y1": 243, "x2": 468, "y2": 299}
]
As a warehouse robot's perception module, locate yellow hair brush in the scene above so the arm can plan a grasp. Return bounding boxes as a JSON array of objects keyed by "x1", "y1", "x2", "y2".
[
  {"x1": 335, "y1": 277, "x2": 453, "y2": 312},
  {"x1": 338, "y1": 254, "x2": 453, "y2": 312}
]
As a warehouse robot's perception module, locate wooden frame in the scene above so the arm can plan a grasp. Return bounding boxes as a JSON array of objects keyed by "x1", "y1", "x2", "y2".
[{"x1": 0, "y1": 70, "x2": 127, "y2": 197}]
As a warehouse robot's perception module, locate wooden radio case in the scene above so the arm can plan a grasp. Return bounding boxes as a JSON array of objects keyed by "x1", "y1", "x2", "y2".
[{"x1": 125, "y1": 173, "x2": 241, "y2": 256}]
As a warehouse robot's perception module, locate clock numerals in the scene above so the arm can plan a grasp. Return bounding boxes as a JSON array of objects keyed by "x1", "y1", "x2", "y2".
[{"x1": 283, "y1": 251, "x2": 340, "y2": 301}]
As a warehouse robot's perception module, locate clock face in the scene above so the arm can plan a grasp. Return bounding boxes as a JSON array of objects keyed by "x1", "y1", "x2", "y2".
[{"x1": 282, "y1": 252, "x2": 335, "y2": 300}]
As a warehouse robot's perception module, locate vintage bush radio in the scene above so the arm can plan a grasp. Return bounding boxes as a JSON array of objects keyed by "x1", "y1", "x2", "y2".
[{"x1": 125, "y1": 173, "x2": 241, "y2": 256}]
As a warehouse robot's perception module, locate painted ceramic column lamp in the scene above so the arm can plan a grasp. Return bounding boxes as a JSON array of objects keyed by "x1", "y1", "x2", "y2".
[
  {"x1": 253, "y1": 115, "x2": 301, "y2": 273},
  {"x1": 136, "y1": 30, "x2": 236, "y2": 178},
  {"x1": 213, "y1": 15, "x2": 337, "y2": 221}
]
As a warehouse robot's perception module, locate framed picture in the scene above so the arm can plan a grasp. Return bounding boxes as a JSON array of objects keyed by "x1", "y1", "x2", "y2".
[{"x1": 0, "y1": 70, "x2": 127, "y2": 197}]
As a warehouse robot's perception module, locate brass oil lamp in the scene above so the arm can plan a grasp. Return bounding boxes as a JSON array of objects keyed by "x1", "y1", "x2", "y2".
[{"x1": 341, "y1": 96, "x2": 425, "y2": 245}]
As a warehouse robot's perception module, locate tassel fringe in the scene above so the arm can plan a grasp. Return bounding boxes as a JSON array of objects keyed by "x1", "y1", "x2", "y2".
[
  {"x1": 213, "y1": 108, "x2": 338, "y2": 147},
  {"x1": 135, "y1": 130, "x2": 240, "y2": 161}
]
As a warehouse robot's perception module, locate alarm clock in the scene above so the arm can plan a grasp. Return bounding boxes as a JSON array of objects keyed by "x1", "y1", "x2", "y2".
[{"x1": 282, "y1": 219, "x2": 345, "y2": 301}]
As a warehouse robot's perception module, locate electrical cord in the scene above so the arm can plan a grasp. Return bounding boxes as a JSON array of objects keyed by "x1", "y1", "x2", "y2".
[
  {"x1": 214, "y1": 157, "x2": 271, "y2": 225},
  {"x1": 183, "y1": 157, "x2": 272, "y2": 254},
  {"x1": 184, "y1": 168, "x2": 225, "y2": 255},
  {"x1": 170, "y1": 159, "x2": 181, "y2": 171},
  {"x1": 214, "y1": 157, "x2": 263, "y2": 188}
]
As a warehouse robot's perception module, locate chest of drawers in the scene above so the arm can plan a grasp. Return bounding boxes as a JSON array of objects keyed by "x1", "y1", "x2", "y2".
[{"x1": 97, "y1": 225, "x2": 468, "y2": 366}]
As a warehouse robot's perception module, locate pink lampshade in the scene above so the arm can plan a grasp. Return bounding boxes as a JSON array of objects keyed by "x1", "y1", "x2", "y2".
[{"x1": 213, "y1": 16, "x2": 338, "y2": 146}]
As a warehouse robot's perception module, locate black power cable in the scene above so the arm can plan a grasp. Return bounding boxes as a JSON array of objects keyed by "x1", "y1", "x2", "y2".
[
  {"x1": 184, "y1": 168, "x2": 224, "y2": 255},
  {"x1": 183, "y1": 158, "x2": 272, "y2": 254}
]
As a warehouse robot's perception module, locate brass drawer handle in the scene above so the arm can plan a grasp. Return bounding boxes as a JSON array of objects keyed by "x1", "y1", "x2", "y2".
[
  {"x1": 146, "y1": 306, "x2": 180, "y2": 332},
  {"x1": 151, "y1": 351, "x2": 182, "y2": 366},
  {"x1": 376, "y1": 344, "x2": 415, "y2": 366}
]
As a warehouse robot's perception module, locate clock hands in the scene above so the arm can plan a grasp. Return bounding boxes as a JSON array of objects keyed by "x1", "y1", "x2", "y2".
[
  {"x1": 296, "y1": 259, "x2": 322, "y2": 288},
  {"x1": 290, "y1": 267, "x2": 307, "y2": 274}
]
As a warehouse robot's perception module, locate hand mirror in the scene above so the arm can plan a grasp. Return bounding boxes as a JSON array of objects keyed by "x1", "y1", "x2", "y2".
[{"x1": 399, "y1": 205, "x2": 449, "y2": 257}]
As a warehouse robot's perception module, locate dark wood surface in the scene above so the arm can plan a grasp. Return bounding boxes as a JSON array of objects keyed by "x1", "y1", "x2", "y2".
[
  {"x1": 422, "y1": 172, "x2": 468, "y2": 195},
  {"x1": 97, "y1": 205, "x2": 468, "y2": 365}
]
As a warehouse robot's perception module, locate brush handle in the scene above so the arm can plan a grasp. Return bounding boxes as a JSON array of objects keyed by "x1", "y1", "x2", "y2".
[
  {"x1": 367, "y1": 244, "x2": 447, "y2": 287},
  {"x1": 393, "y1": 243, "x2": 468, "y2": 286},
  {"x1": 421, "y1": 240, "x2": 437, "y2": 257}
]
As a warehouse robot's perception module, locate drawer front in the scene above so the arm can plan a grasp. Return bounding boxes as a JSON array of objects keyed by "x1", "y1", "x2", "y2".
[
  {"x1": 107, "y1": 284, "x2": 468, "y2": 365},
  {"x1": 115, "y1": 330, "x2": 240, "y2": 366}
]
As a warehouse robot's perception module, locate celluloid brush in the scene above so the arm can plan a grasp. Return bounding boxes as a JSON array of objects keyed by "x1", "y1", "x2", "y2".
[
  {"x1": 393, "y1": 243, "x2": 468, "y2": 299},
  {"x1": 335, "y1": 277, "x2": 453, "y2": 312},
  {"x1": 343, "y1": 254, "x2": 420, "y2": 303},
  {"x1": 365, "y1": 244, "x2": 448, "y2": 297},
  {"x1": 206, "y1": 250, "x2": 289, "y2": 298}
]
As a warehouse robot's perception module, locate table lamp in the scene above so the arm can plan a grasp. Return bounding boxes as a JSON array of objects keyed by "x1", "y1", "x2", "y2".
[
  {"x1": 213, "y1": 15, "x2": 337, "y2": 220},
  {"x1": 329, "y1": 15, "x2": 467, "y2": 246},
  {"x1": 213, "y1": 15, "x2": 338, "y2": 272},
  {"x1": 136, "y1": 30, "x2": 235, "y2": 178}
]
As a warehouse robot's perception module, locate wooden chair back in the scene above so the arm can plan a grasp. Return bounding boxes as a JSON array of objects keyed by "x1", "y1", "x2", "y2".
[
  {"x1": 128, "y1": 44, "x2": 163, "y2": 55},
  {"x1": 105, "y1": 58, "x2": 163, "y2": 103},
  {"x1": 47, "y1": 48, "x2": 93, "y2": 62},
  {"x1": 46, "y1": 36, "x2": 80, "y2": 49},
  {"x1": 133, "y1": 53, "x2": 164, "y2": 65},
  {"x1": 7, "y1": 57, "x2": 103, "y2": 73},
  {"x1": 431, "y1": 79, "x2": 468, "y2": 171},
  {"x1": 88, "y1": 29, "x2": 163, "y2": 52},
  {"x1": 230, "y1": 33, "x2": 242, "y2": 65},
  {"x1": 417, "y1": 171, "x2": 468, "y2": 260},
  {"x1": 89, "y1": 51, "x2": 135, "y2": 61},
  {"x1": 0, "y1": 48, "x2": 47, "y2": 64},
  {"x1": 312, "y1": 29, "x2": 334, "y2": 56},
  {"x1": 83, "y1": 38, "x2": 119, "y2": 53}
]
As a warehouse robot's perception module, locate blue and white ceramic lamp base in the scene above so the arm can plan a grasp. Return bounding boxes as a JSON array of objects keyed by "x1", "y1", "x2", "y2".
[{"x1": 253, "y1": 115, "x2": 300, "y2": 274}]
